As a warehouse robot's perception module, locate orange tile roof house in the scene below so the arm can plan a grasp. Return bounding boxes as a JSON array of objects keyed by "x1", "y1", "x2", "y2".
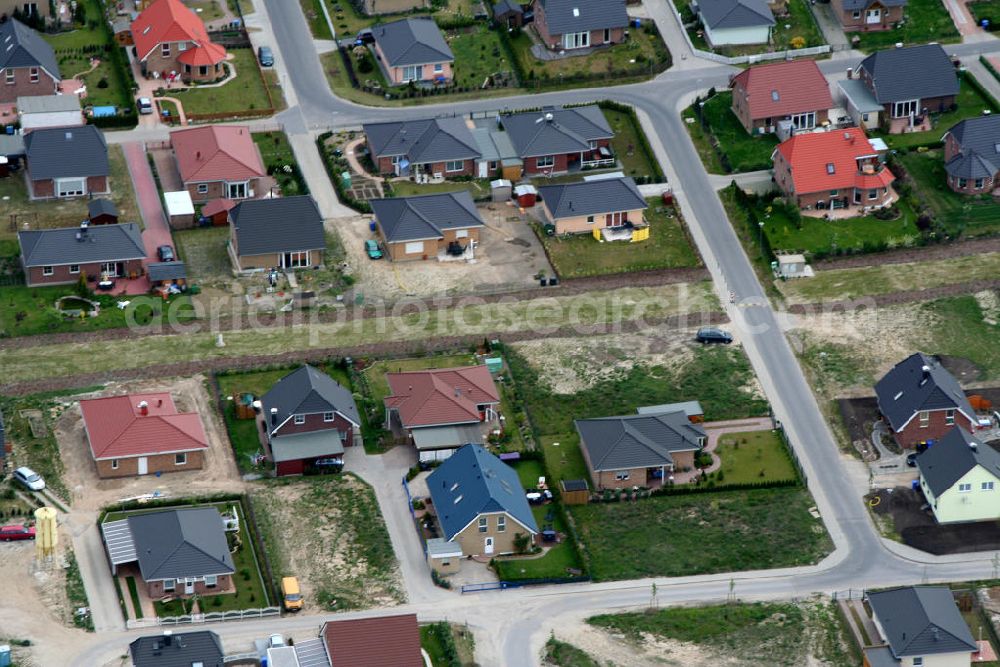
[
  {"x1": 131, "y1": 0, "x2": 227, "y2": 83},
  {"x1": 729, "y1": 60, "x2": 834, "y2": 135},
  {"x1": 320, "y1": 614, "x2": 423, "y2": 667},
  {"x1": 79, "y1": 392, "x2": 209, "y2": 478},
  {"x1": 772, "y1": 127, "x2": 895, "y2": 214},
  {"x1": 170, "y1": 125, "x2": 266, "y2": 203}
]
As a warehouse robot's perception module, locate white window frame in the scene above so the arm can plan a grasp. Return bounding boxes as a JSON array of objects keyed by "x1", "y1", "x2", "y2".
[
  {"x1": 497, "y1": 515, "x2": 506, "y2": 532},
  {"x1": 163, "y1": 579, "x2": 176, "y2": 591},
  {"x1": 282, "y1": 251, "x2": 310, "y2": 268},
  {"x1": 197, "y1": 183, "x2": 209, "y2": 194},
  {"x1": 56, "y1": 177, "x2": 87, "y2": 197},
  {"x1": 536, "y1": 155, "x2": 554, "y2": 168},
  {"x1": 161, "y1": 43, "x2": 171, "y2": 57},
  {"x1": 974, "y1": 178, "x2": 984, "y2": 189},
  {"x1": 178, "y1": 41, "x2": 187, "y2": 52},
  {"x1": 945, "y1": 409, "x2": 955, "y2": 425},
  {"x1": 918, "y1": 410, "x2": 930, "y2": 427},
  {"x1": 603, "y1": 27, "x2": 611, "y2": 42},
  {"x1": 614, "y1": 471, "x2": 630, "y2": 481},
  {"x1": 868, "y1": 189, "x2": 878, "y2": 200},
  {"x1": 958, "y1": 177, "x2": 968, "y2": 188},
  {"x1": 204, "y1": 574, "x2": 217, "y2": 587},
  {"x1": 404, "y1": 241, "x2": 424, "y2": 255},
  {"x1": 42, "y1": 266, "x2": 53, "y2": 276},
  {"x1": 175, "y1": 452, "x2": 187, "y2": 465},
  {"x1": 69, "y1": 264, "x2": 80, "y2": 274},
  {"x1": 111, "y1": 459, "x2": 119, "y2": 470},
  {"x1": 562, "y1": 31, "x2": 589, "y2": 49},
  {"x1": 478, "y1": 517, "x2": 488, "y2": 533},
  {"x1": 982, "y1": 481, "x2": 995, "y2": 491},
  {"x1": 586, "y1": 215, "x2": 595, "y2": 224},
  {"x1": 958, "y1": 483, "x2": 972, "y2": 493},
  {"x1": 323, "y1": 412, "x2": 335, "y2": 422},
  {"x1": 294, "y1": 414, "x2": 306, "y2": 425},
  {"x1": 401, "y1": 65, "x2": 421, "y2": 82},
  {"x1": 852, "y1": 9, "x2": 861, "y2": 18},
  {"x1": 5, "y1": 70, "x2": 14, "y2": 85},
  {"x1": 892, "y1": 99, "x2": 919, "y2": 118},
  {"x1": 455, "y1": 229, "x2": 469, "y2": 239},
  {"x1": 791, "y1": 111, "x2": 816, "y2": 130},
  {"x1": 226, "y1": 181, "x2": 249, "y2": 199},
  {"x1": 866, "y1": 7, "x2": 881, "y2": 23},
  {"x1": 100, "y1": 261, "x2": 118, "y2": 277},
  {"x1": 433, "y1": 63, "x2": 443, "y2": 73},
  {"x1": 29, "y1": 67, "x2": 39, "y2": 83},
  {"x1": 445, "y1": 160, "x2": 464, "y2": 173}
]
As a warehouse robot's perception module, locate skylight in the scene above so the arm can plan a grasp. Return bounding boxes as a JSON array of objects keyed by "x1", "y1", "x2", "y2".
[
  {"x1": 453, "y1": 494, "x2": 464, "y2": 504},
  {"x1": 894, "y1": 391, "x2": 903, "y2": 400},
  {"x1": 826, "y1": 163, "x2": 835, "y2": 174},
  {"x1": 771, "y1": 90, "x2": 779, "y2": 102},
  {"x1": 572, "y1": 7, "x2": 579, "y2": 16}
]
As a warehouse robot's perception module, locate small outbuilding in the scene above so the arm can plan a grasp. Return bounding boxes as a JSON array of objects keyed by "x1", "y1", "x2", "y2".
[
  {"x1": 88, "y1": 198, "x2": 119, "y2": 225},
  {"x1": 202, "y1": 197, "x2": 236, "y2": 226},
  {"x1": 147, "y1": 261, "x2": 187, "y2": 289},
  {"x1": 164, "y1": 190, "x2": 196, "y2": 229},
  {"x1": 493, "y1": 0, "x2": 524, "y2": 28},
  {"x1": 560, "y1": 479, "x2": 590, "y2": 505},
  {"x1": 774, "y1": 253, "x2": 813, "y2": 279},
  {"x1": 425, "y1": 537, "x2": 462, "y2": 575}
]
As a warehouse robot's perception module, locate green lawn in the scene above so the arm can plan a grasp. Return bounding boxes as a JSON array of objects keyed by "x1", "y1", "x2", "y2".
[
  {"x1": 449, "y1": 26, "x2": 512, "y2": 90},
  {"x1": 542, "y1": 435, "x2": 591, "y2": 484},
  {"x1": 125, "y1": 577, "x2": 144, "y2": 620},
  {"x1": 853, "y1": 0, "x2": 959, "y2": 51},
  {"x1": 969, "y1": 0, "x2": 1000, "y2": 23},
  {"x1": 715, "y1": 430, "x2": 798, "y2": 485},
  {"x1": 320, "y1": 0, "x2": 484, "y2": 38},
  {"x1": 42, "y1": 0, "x2": 105, "y2": 50},
  {"x1": 167, "y1": 48, "x2": 276, "y2": 117},
  {"x1": 570, "y1": 487, "x2": 830, "y2": 581},
  {"x1": 881, "y1": 77, "x2": 998, "y2": 150},
  {"x1": 420, "y1": 622, "x2": 477, "y2": 667},
  {"x1": 921, "y1": 295, "x2": 1000, "y2": 377},
  {"x1": 683, "y1": 92, "x2": 779, "y2": 173},
  {"x1": 603, "y1": 108, "x2": 662, "y2": 180},
  {"x1": 187, "y1": 0, "x2": 225, "y2": 22},
  {"x1": 173, "y1": 227, "x2": 232, "y2": 284},
  {"x1": 544, "y1": 638, "x2": 601, "y2": 667},
  {"x1": 387, "y1": 179, "x2": 491, "y2": 200},
  {"x1": 897, "y1": 150, "x2": 1000, "y2": 237},
  {"x1": 687, "y1": 0, "x2": 823, "y2": 55},
  {"x1": 494, "y1": 504, "x2": 583, "y2": 581},
  {"x1": 252, "y1": 131, "x2": 309, "y2": 197},
  {"x1": 300, "y1": 0, "x2": 334, "y2": 39},
  {"x1": 64, "y1": 549, "x2": 95, "y2": 631},
  {"x1": 511, "y1": 459, "x2": 546, "y2": 491}
]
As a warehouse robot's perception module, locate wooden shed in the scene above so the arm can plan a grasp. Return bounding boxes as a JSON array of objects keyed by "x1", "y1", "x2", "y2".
[
  {"x1": 202, "y1": 197, "x2": 237, "y2": 226},
  {"x1": 560, "y1": 479, "x2": 590, "y2": 505}
]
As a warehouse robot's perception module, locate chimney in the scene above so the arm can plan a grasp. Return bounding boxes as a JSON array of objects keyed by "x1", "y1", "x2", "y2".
[
  {"x1": 157, "y1": 399, "x2": 163, "y2": 407},
  {"x1": 454, "y1": 386, "x2": 461, "y2": 397},
  {"x1": 545, "y1": 112, "x2": 554, "y2": 122},
  {"x1": 162, "y1": 630, "x2": 172, "y2": 646},
  {"x1": 138, "y1": 400, "x2": 149, "y2": 416},
  {"x1": 270, "y1": 407, "x2": 278, "y2": 426},
  {"x1": 846, "y1": 67, "x2": 853, "y2": 79},
  {"x1": 921, "y1": 364, "x2": 931, "y2": 378},
  {"x1": 196, "y1": 150, "x2": 201, "y2": 160}
]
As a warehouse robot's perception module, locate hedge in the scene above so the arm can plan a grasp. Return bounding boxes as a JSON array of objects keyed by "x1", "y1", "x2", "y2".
[{"x1": 316, "y1": 132, "x2": 372, "y2": 214}]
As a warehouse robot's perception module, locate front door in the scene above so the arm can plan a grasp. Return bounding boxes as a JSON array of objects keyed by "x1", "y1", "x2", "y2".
[
  {"x1": 184, "y1": 579, "x2": 194, "y2": 595},
  {"x1": 137, "y1": 457, "x2": 148, "y2": 475},
  {"x1": 866, "y1": 7, "x2": 881, "y2": 23},
  {"x1": 484, "y1": 537, "x2": 494, "y2": 555}
]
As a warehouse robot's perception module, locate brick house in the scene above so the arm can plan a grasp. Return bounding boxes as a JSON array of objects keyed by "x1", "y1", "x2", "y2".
[
  {"x1": 532, "y1": 0, "x2": 628, "y2": 51},
  {"x1": 0, "y1": 18, "x2": 60, "y2": 104},
  {"x1": 772, "y1": 127, "x2": 895, "y2": 213},
  {"x1": 171, "y1": 125, "x2": 266, "y2": 203},
  {"x1": 499, "y1": 105, "x2": 615, "y2": 175},
  {"x1": 23, "y1": 125, "x2": 109, "y2": 200},
  {"x1": 130, "y1": 631, "x2": 224, "y2": 667},
  {"x1": 362, "y1": 117, "x2": 481, "y2": 178},
  {"x1": 321, "y1": 615, "x2": 423, "y2": 667},
  {"x1": 229, "y1": 196, "x2": 326, "y2": 271},
  {"x1": 18, "y1": 222, "x2": 146, "y2": 287},
  {"x1": 536, "y1": 175, "x2": 648, "y2": 237},
  {"x1": 730, "y1": 60, "x2": 833, "y2": 135},
  {"x1": 942, "y1": 115, "x2": 1000, "y2": 195},
  {"x1": 370, "y1": 191, "x2": 485, "y2": 262},
  {"x1": 831, "y1": 0, "x2": 905, "y2": 31},
  {"x1": 79, "y1": 392, "x2": 210, "y2": 478},
  {"x1": 130, "y1": 0, "x2": 227, "y2": 83},
  {"x1": 371, "y1": 17, "x2": 453, "y2": 86},
  {"x1": 874, "y1": 352, "x2": 977, "y2": 449}
]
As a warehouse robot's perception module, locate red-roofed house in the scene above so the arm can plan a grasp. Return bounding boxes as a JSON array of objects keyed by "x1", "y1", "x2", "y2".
[
  {"x1": 79, "y1": 393, "x2": 209, "y2": 478},
  {"x1": 384, "y1": 365, "x2": 501, "y2": 462},
  {"x1": 170, "y1": 125, "x2": 265, "y2": 202},
  {"x1": 773, "y1": 127, "x2": 896, "y2": 213},
  {"x1": 130, "y1": 0, "x2": 227, "y2": 83},
  {"x1": 730, "y1": 60, "x2": 834, "y2": 135},
  {"x1": 320, "y1": 614, "x2": 423, "y2": 667}
]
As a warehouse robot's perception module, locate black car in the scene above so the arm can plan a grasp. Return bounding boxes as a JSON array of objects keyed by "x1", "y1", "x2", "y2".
[
  {"x1": 157, "y1": 245, "x2": 175, "y2": 262},
  {"x1": 354, "y1": 29, "x2": 375, "y2": 45},
  {"x1": 696, "y1": 327, "x2": 733, "y2": 344},
  {"x1": 906, "y1": 452, "x2": 918, "y2": 467},
  {"x1": 257, "y1": 46, "x2": 274, "y2": 67}
]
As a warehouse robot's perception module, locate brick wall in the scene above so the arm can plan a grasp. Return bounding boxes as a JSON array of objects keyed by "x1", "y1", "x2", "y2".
[
  {"x1": 0, "y1": 66, "x2": 58, "y2": 104},
  {"x1": 25, "y1": 259, "x2": 145, "y2": 287},
  {"x1": 272, "y1": 412, "x2": 355, "y2": 446},
  {"x1": 146, "y1": 574, "x2": 233, "y2": 599},
  {"x1": 95, "y1": 450, "x2": 205, "y2": 478},
  {"x1": 593, "y1": 467, "x2": 648, "y2": 490},
  {"x1": 523, "y1": 152, "x2": 570, "y2": 175},
  {"x1": 832, "y1": 0, "x2": 904, "y2": 31},
  {"x1": 185, "y1": 178, "x2": 260, "y2": 203},
  {"x1": 532, "y1": 6, "x2": 625, "y2": 49},
  {"x1": 27, "y1": 175, "x2": 109, "y2": 200},
  {"x1": 893, "y1": 410, "x2": 974, "y2": 448}
]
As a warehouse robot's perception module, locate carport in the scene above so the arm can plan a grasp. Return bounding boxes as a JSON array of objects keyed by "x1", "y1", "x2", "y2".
[
  {"x1": 412, "y1": 423, "x2": 484, "y2": 463},
  {"x1": 100, "y1": 519, "x2": 138, "y2": 574},
  {"x1": 293, "y1": 637, "x2": 331, "y2": 667}
]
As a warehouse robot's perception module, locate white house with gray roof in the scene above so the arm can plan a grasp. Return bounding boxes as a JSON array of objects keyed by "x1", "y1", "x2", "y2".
[
  {"x1": 370, "y1": 191, "x2": 485, "y2": 261},
  {"x1": 371, "y1": 17, "x2": 454, "y2": 86},
  {"x1": 694, "y1": 0, "x2": 774, "y2": 46},
  {"x1": 916, "y1": 427, "x2": 1000, "y2": 524},
  {"x1": 536, "y1": 175, "x2": 647, "y2": 238},
  {"x1": 865, "y1": 586, "x2": 978, "y2": 667}
]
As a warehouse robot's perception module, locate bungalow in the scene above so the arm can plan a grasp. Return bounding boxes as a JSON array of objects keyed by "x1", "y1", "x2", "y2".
[
  {"x1": 371, "y1": 17, "x2": 454, "y2": 86},
  {"x1": 864, "y1": 587, "x2": 978, "y2": 667},
  {"x1": 0, "y1": 19, "x2": 60, "y2": 104},
  {"x1": 536, "y1": 175, "x2": 648, "y2": 238},
  {"x1": 24, "y1": 125, "x2": 109, "y2": 199},
  {"x1": 228, "y1": 196, "x2": 326, "y2": 271},
  {"x1": 370, "y1": 191, "x2": 485, "y2": 262},
  {"x1": 694, "y1": 0, "x2": 775, "y2": 47},
  {"x1": 18, "y1": 222, "x2": 146, "y2": 287},
  {"x1": 171, "y1": 125, "x2": 266, "y2": 203},
  {"x1": 916, "y1": 427, "x2": 1000, "y2": 524},
  {"x1": 130, "y1": 631, "x2": 224, "y2": 667},
  {"x1": 532, "y1": 0, "x2": 629, "y2": 51},
  {"x1": 363, "y1": 117, "x2": 481, "y2": 178},
  {"x1": 729, "y1": 60, "x2": 833, "y2": 136},
  {"x1": 831, "y1": 0, "x2": 905, "y2": 31},
  {"x1": 499, "y1": 105, "x2": 615, "y2": 175},
  {"x1": 942, "y1": 115, "x2": 1000, "y2": 195},
  {"x1": 130, "y1": 0, "x2": 227, "y2": 83},
  {"x1": 320, "y1": 614, "x2": 423, "y2": 667}
]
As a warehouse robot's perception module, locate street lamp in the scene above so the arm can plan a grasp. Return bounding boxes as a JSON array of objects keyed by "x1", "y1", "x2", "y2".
[{"x1": 758, "y1": 221, "x2": 765, "y2": 259}]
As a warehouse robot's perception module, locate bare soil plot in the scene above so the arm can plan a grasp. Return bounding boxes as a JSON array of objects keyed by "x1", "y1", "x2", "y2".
[{"x1": 869, "y1": 485, "x2": 1000, "y2": 555}]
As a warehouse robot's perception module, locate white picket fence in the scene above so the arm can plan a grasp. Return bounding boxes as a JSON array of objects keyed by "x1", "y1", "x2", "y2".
[{"x1": 125, "y1": 606, "x2": 281, "y2": 630}]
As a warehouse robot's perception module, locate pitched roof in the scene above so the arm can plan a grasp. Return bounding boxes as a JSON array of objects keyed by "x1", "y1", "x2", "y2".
[
  {"x1": 384, "y1": 365, "x2": 499, "y2": 428},
  {"x1": 858, "y1": 44, "x2": 959, "y2": 104},
  {"x1": 18, "y1": 223, "x2": 146, "y2": 267},
  {"x1": 944, "y1": 114, "x2": 1000, "y2": 180},
  {"x1": 840, "y1": 0, "x2": 905, "y2": 10},
  {"x1": 372, "y1": 17, "x2": 453, "y2": 67},
  {"x1": 129, "y1": 508, "x2": 235, "y2": 581},
  {"x1": 129, "y1": 631, "x2": 224, "y2": 667},
  {"x1": 576, "y1": 411, "x2": 707, "y2": 471},
  {"x1": 371, "y1": 191, "x2": 484, "y2": 243},
  {"x1": 175, "y1": 41, "x2": 227, "y2": 66},
  {"x1": 147, "y1": 261, "x2": 187, "y2": 282},
  {"x1": 80, "y1": 393, "x2": 209, "y2": 460},
  {"x1": 536, "y1": 0, "x2": 629, "y2": 34},
  {"x1": 230, "y1": 196, "x2": 325, "y2": 256},
  {"x1": 537, "y1": 176, "x2": 647, "y2": 219},
  {"x1": 0, "y1": 18, "x2": 60, "y2": 81},
  {"x1": 867, "y1": 586, "x2": 977, "y2": 657},
  {"x1": 774, "y1": 127, "x2": 894, "y2": 194},
  {"x1": 202, "y1": 198, "x2": 237, "y2": 217},
  {"x1": 874, "y1": 352, "x2": 976, "y2": 432},
  {"x1": 88, "y1": 198, "x2": 119, "y2": 219},
  {"x1": 17, "y1": 95, "x2": 79, "y2": 114},
  {"x1": 171, "y1": 125, "x2": 265, "y2": 183},
  {"x1": 493, "y1": 0, "x2": 524, "y2": 18},
  {"x1": 500, "y1": 105, "x2": 613, "y2": 158},
  {"x1": 697, "y1": 0, "x2": 775, "y2": 30},
  {"x1": 260, "y1": 365, "x2": 360, "y2": 434},
  {"x1": 838, "y1": 78, "x2": 883, "y2": 114},
  {"x1": 131, "y1": 0, "x2": 222, "y2": 62},
  {"x1": 427, "y1": 444, "x2": 539, "y2": 540},
  {"x1": 321, "y1": 614, "x2": 423, "y2": 667},
  {"x1": 730, "y1": 60, "x2": 833, "y2": 120},
  {"x1": 363, "y1": 117, "x2": 480, "y2": 164},
  {"x1": 24, "y1": 125, "x2": 108, "y2": 180},
  {"x1": 917, "y1": 427, "x2": 1000, "y2": 496}
]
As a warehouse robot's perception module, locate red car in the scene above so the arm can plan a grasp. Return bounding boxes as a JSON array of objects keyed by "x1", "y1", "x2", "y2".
[{"x1": 0, "y1": 524, "x2": 36, "y2": 541}]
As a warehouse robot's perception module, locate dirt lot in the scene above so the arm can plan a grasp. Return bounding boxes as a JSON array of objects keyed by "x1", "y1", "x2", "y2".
[
  {"x1": 870, "y1": 485, "x2": 1000, "y2": 554},
  {"x1": 53, "y1": 375, "x2": 243, "y2": 512}
]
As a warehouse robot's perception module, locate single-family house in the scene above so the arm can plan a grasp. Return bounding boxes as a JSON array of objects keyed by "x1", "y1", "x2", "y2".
[
  {"x1": 575, "y1": 411, "x2": 707, "y2": 490},
  {"x1": 537, "y1": 175, "x2": 648, "y2": 238},
  {"x1": 129, "y1": 631, "x2": 224, "y2": 667},
  {"x1": 79, "y1": 393, "x2": 209, "y2": 479},
  {"x1": 772, "y1": 127, "x2": 895, "y2": 212},
  {"x1": 916, "y1": 427, "x2": 1000, "y2": 524},
  {"x1": 371, "y1": 17, "x2": 454, "y2": 86},
  {"x1": 384, "y1": 364, "x2": 500, "y2": 462},
  {"x1": 18, "y1": 222, "x2": 146, "y2": 287},
  {"x1": 228, "y1": 196, "x2": 326, "y2": 271},
  {"x1": 87, "y1": 199, "x2": 119, "y2": 225},
  {"x1": 363, "y1": 117, "x2": 481, "y2": 178},
  {"x1": 370, "y1": 191, "x2": 485, "y2": 262},
  {"x1": 864, "y1": 586, "x2": 978, "y2": 667},
  {"x1": 852, "y1": 45, "x2": 960, "y2": 134},
  {"x1": 101, "y1": 508, "x2": 235, "y2": 598},
  {"x1": 694, "y1": 0, "x2": 775, "y2": 47},
  {"x1": 499, "y1": 105, "x2": 615, "y2": 174},
  {"x1": 942, "y1": 115, "x2": 1000, "y2": 195},
  {"x1": 131, "y1": 0, "x2": 227, "y2": 82},
  {"x1": 470, "y1": 126, "x2": 523, "y2": 180},
  {"x1": 170, "y1": 125, "x2": 266, "y2": 203},
  {"x1": 16, "y1": 94, "x2": 81, "y2": 130},
  {"x1": 24, "y1": 125, "x2": 109, "y2": 199},
  {"x1": 729, "y1": 60, "x2": 833, "y2": 135},
  {"x1": 494, "y1": 0, "x2": 525, "y2": 28},
  {"x1": 874, "y1": 352, "x2": 976, "y2": 449},
  {"x1": 427, "y1": 444, "x2": 539, "y2": 557},
  {"x1": 532, "y1": 0, "x2": 629, "y2": 51},
  {"x1": 320, "y1": 614, "x2": 423, "y2": 667},
  {"x1": 831, "y1": 0, "x2": 905, "y2": 31},
  {"x1": 0, "y1": 19, "x2": 60, "y2": 104},
  {"x1": 258, "y1": 365, "x2": 361, "y2": 477}
]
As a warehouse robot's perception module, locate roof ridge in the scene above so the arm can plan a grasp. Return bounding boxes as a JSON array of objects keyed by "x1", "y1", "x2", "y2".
[{"x1": 402, "y1": 199, "x2": 443, "y2": 236}]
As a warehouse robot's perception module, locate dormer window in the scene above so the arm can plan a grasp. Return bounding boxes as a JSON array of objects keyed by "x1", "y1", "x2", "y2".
[{"x1": 294, "y1": 414, "x2": 305, "y2": 424}]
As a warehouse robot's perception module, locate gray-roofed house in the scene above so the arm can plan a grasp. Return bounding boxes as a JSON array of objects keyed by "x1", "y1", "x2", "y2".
[
  {"x1": 470, "y1": 126, "x2": 523, "y2": 180},
  {"x1": 101, "y1": 508, "x2": 235, "y2": 599},
  {"x1": 370, "y1": 191, "x2": 485, "y2": 261},
  {"x1": 831, "y1": 0, "x2": 905, "y2": 32},
  {"x1": 536, "y1": 175, "x2": 648, "y2": 238},
  {"x1": 259, "y1": 365, "x2": 361, "y2": 476},
  {"x1": 427, "y1": 444, "x2": 538, "y2": 559},
  {"x1": 371, "y1": 17, "x2": 454, "y2": 86},
  {"x1": 130, "y1": 630, "x2": 225, "y2": 667},
  {"x1": 363, "y1": 117, "x2": 481, "y2": 178},
  {"x1": 17, "y1": 94, "x2": 83, "y2": 130},
  {"x1": 499, "y1": 105, "x2": 615, "y2": 174},
  {"x1": 693, "y1": 0, "x2": 775, "y2": 47},
  {"x1": 18, "y1": 222, "x2": 146, "y2": 287},
  {"x1": 0, "y1": 19, "x2": 61, "y2": 105},
  {"x1": 23, "y1": 125, "x2": 109, "y2": 199},
  {"x1": 874, "y1": 352, "x2": 976, "y2": 449},
  {"x1": 575, "y1": 411, "x2": 707, "y2": 490},
  {"x1": 228, "y1": 196, "x2": 325, "y2": 272},
  {"x1": 916, "y1": 427, "x2": 1000, "y2": 524},
  {"x1": 532, "y1": 0, "x2": 629, "y2": 51},
  {"x1": 865, "y1": 586, "x2": 978, "y2": 666},
  {"x1": 855, "y1": 45, "x2": 960, "y2": 134},
  {"x1": 942, "y1": 115, "x2": 1000, "y2": 195}
]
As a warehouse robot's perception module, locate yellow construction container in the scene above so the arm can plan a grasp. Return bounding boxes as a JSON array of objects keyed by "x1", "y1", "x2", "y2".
[{"x1": 34, "y1": 507, "x2": 58, "y2": 558}]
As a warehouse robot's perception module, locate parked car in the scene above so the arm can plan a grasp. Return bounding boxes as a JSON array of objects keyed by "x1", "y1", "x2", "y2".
[
  {"x1": 137, "y1": 97, "x2": 154, "y2": 115},
  {"x1": 696, "y1": 327, "x2": 733, "y2": 344},
  {"x1": 157, "y1": 245, "x2": 175, "y2": 262},
  {"x1": 0, "y1": 524, "x2": 36, "y2": 541},
  {"x1": 906, "y1": 452, "x2": 918, "y2": 467},
  {"x1": 354, "y1": 29, "x2": 375, "y2": 45},
  {"x1": 281, "y1": 577, "x2": 303, "y2": 612},
  {"x1": 257, "y1": 46, "x2": 274, "y2": 67},
  {"x1": 364, "y1": 239, "x2": 383, "y2": 260},
  {"x1": 13, "y1": 467, "x2": 45, "y2": 491}
]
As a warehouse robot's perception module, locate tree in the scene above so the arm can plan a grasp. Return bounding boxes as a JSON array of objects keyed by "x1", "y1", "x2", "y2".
[{"x1": 513, "y1": 532, "x2": 530, "y2": 554}]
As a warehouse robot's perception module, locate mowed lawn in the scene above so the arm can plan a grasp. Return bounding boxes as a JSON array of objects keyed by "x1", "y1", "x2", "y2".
[
  {"x1": 570, "y1": 487, "x2": 830, "y2": 581},
  {"x1": 169, "y1": 48, "x2": 277, "y2": 116},
  {"x1": 449, "y1": 26, "x2": 510, "y2": 90},
  {"x1": 494, "y1": 503, "x2": 583, "y2": 581},
  {"x1": 715, "y1": 430, "x2": 798, "y2": 484},
  {"x1": 854, "y1": 0, "x2": 959, "y2": 50},
  {"x1": 603, "y1": 108, "x2": 662, "y2": 179},
  {"x1": 683, "y1": 92, "x2": 779, "y2": 173},
  {"x1": 897, "y1": 150, "x2": 1000, "y2": 237}
]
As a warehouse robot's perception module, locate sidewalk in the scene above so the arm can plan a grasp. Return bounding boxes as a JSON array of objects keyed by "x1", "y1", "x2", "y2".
[
  {"x1": 65, "y1": 512, "x2": 125, "y2": 632},
  {"x1": 289, "y1": 132, "x2": 359, "y2": 218},
  {"x1": 966, "y1": 57, "x2": 1000, "y2": 103},
  {"x1": 632, "y1": 0, "x2": 713, "y2": 70}
]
